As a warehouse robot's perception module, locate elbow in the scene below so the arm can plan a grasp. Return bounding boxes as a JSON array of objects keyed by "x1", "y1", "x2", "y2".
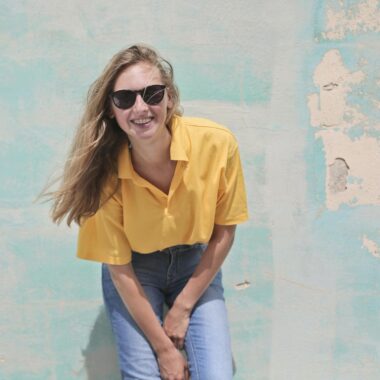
[
  {"x1": 229, "y1": 231, "x2": 235, "y2": 247},
  {"x1": 212, "y1": 224, "x2": 236, "y2": 247},
  {"x1": 107, "y1": 264, "x2": 122, "y2": 290},
  {"x1": 107, "y1": 263, "x2": 132, "y2": 290}
]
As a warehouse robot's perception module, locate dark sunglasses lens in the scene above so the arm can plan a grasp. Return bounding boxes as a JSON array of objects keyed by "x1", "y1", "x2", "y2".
[
  {"x1": 143, "y1": 85, "x2": 166, "y2": 105},
  {"x1": 112, "y1": 91, "x2": 136, "y2": 109}
]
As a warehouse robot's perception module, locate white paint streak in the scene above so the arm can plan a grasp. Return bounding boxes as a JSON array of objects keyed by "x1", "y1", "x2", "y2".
[
  {"x1": 323, "y1": 0, "x2": 380, "y2": 40},
  {"x1": 362, "y1": 235, "x2": 380, "y2": 258}
]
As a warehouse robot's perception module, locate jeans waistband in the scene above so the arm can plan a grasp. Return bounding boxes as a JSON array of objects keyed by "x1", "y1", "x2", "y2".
[{"x1": 132, "y1": 243, "x2": 206, "y2": 256}]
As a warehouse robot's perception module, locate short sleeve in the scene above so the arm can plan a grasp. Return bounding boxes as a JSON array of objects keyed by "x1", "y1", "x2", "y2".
[
  {"x1": 214, "y1": 141, "x2": 249, "y2": 225},
  {"x1": 76, "y1": 182, "x2": 132, "y2": 265}
]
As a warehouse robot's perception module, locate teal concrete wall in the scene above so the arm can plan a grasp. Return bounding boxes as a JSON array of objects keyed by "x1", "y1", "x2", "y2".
[{"x1": 1, "y1": 1, "x2": 379, "y2": 379}]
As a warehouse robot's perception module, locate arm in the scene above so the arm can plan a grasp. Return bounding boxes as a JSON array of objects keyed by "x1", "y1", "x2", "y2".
[
  {"x1": 163, "y1": 224, "x2": 236, "y2": 348},
  {"x1": 107, "y1": 263, "x2": 189, "y2": 380}
]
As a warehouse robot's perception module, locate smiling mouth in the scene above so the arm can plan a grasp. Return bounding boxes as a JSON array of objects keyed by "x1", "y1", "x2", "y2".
[{"x1": 132, "y1": 117, "x2": 153, "y2": 126}]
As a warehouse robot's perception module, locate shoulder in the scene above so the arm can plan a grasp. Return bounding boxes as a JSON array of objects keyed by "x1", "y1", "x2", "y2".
[
  {"x1": 179, "y1": 116, "x2": 238, "y2": 150},
  {"x1": 180, "y1": 116, "x2": 234, "y2": 136}
]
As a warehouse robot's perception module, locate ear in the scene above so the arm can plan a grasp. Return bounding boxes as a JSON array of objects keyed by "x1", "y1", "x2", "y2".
[
  {"x1": 107, "y1": 102, "x2": 115, "y2": 119},
  {"x1": 166, "y1": 89, "x2": 174, "y2": 110}
]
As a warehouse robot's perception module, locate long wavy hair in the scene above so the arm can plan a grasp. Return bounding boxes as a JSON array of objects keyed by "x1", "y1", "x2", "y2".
[{"x1": 45, "y1": 44, "x2": 182, "y2": 226}]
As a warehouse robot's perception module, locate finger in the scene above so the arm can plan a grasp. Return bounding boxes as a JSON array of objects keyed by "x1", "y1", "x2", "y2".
[
  {"x1": 170, "y1": 336, "x2": 183, "y2": 350},
  {"x1": 175, "y1": 338, "x2": 182, "y2": 350},
  {"x1": 177, "y1": 338, "x2": 184, "y2": 350},
  {"x1": 184, "y1": 367, "x2": 190, "y2": 380}
]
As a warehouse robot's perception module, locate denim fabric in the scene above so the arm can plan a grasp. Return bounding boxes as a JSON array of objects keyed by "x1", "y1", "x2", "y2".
[{"x1": 102, "y1": 243, "x2": 233, "y2": 380}]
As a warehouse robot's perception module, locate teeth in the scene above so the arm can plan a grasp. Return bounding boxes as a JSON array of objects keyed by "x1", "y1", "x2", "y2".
[{"x1": 133, "y1": 118, "x2": 152, "y2": 124}]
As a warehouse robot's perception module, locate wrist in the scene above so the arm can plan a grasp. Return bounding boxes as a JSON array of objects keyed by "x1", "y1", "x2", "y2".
[
  {"x1": 153, "y1": 335, "x2": 175, "y2": 355},
  {"x1": 173, "y1": 294, "x2": 194, "y2": 314}
]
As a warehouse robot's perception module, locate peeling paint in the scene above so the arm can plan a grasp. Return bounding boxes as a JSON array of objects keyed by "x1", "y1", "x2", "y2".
[
  {"x1": 329, "y1": 157, "x2": 349, "y2": 193},
  {"x1": 234, "y1": 280, "x2": 251, "y2": 290},
  {"x1": 308, "y1": 49, "x2": 366, "y2": 128},
  {"x1": 362, "y1": 235, "x2": 380, "y2": 258},
  {"x1": 317, "y1": 131, "x2": 380, "y2": 209},
  {"x1": 323, "y1": 0, "x2": 380, "y2": 40},
  {"x1": 308, "y1": 48, "x2": 380, "y2": 210}
]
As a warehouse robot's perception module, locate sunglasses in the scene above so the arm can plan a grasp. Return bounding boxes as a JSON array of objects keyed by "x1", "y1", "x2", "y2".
[{"x1": 110, "y1": 84, "x2": 167, "y2": 110}]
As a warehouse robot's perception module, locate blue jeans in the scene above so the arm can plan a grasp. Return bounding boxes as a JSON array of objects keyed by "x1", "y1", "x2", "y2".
[{"x1": 102, "y1": 243, "x2": 233, "y2": 380}]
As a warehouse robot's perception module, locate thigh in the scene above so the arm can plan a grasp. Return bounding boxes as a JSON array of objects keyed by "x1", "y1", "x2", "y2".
[
  {"x1": 184, "y1": 271, "x2": 233, "y2": 380},
  {"x1": 102, "y1": 263, "x2": 164, "y2": 380}
]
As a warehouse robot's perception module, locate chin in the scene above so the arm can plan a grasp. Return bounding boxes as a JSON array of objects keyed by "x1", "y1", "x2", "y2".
[{"x1": 127, "y1": 124, "x2": 159, "y2": 140}]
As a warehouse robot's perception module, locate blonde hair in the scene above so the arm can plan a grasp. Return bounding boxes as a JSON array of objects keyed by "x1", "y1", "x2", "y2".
[{"x1": 46, "y1": 44, "x2": 182, "y2": 226}]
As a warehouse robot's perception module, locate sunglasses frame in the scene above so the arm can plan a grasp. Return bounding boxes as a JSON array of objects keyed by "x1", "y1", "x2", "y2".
[{"x1": 110, "y1": 84, "x2": 167, "y2": 110}]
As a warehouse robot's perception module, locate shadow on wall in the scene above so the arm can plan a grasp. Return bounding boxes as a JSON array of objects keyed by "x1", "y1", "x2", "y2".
[{"x1": 81, "y1": 306, "x2": 120, "y2": 380}]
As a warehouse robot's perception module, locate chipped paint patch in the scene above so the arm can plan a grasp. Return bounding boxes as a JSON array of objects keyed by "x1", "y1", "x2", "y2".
[
  {"x1": 317, "y1": 131, "x2": 380, "y2": 209},
  {"x1": 328, "y1": 158, "x2": 349, "y2": 193},
  {"x1": 323, "y1": 0, "x2": 380, "y2": 40},
  {"x1": 362, "y1": 235, "x2": 380, "y2": 258},
  {"x1": 308, "y1": 49, "x2": 366, "y2": 128},
  {"x1": 308, "y1": 48, "x2": 380, "y2": 210},
  {"x1": 235, "y1": 280, "x2": 251, "y2": 290}
]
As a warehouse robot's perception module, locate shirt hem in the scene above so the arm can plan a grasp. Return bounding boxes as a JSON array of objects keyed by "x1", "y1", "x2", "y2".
[
  {"x1": 214, "y1": 213, "x2": 249, "y2": 225},
  {"x1": 76, "y1": 253, "x2": 131, "y2": 265}
]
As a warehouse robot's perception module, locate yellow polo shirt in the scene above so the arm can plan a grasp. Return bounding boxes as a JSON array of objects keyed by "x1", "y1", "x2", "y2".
[{"x1": 77, "y1": 116, "x2": 248, "y2": 265}]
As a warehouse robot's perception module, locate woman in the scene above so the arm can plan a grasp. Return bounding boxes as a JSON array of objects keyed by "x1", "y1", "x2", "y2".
[{"x1": 50, "y1": 44, "x2": 248, "y2": 380}]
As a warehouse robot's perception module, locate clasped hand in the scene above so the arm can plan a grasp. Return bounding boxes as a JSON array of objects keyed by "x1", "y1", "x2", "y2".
[
  {"x1": 163, "y1": 302, "x2": 191, "y2": 350},
  {"x1": 156, "y1": 303, "x2": 191, "y2": 380}
]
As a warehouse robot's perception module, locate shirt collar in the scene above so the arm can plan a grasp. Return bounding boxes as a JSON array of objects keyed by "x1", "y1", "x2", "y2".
[
  {"x1": 169, "y1": 115, "x2": 190, "y2": 162},
  {"x1": 118, "y1": 116, "x2": 190, "y2": 179}
]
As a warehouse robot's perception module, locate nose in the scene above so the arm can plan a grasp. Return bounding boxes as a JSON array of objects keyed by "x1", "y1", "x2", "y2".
[{"x1": 133, "y1": 93, "x2": 148, "y2": 111}]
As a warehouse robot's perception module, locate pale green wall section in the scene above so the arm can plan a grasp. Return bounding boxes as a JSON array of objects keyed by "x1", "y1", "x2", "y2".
[{"x1": 1, "y1": 1, "x2": 380, "y2": 379}]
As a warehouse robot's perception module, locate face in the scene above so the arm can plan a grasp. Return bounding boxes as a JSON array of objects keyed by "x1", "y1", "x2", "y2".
[{"x1": 110, "y1": 62, "x2": 173, "y2": 144}]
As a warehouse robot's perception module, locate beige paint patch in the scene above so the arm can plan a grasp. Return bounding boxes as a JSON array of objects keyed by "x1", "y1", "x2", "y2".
[
  {"x1": 308, "y1": 49, "x2": 380, "y2": 210},
  {"x1": 308, "y1": 49, "x2": 366, "y2": 128},
  {"x1": 362, "y1": 235, "x2": 380, "y2": 258},
  {"x1": 323, "y1": 0, "x2": 380, "y2": 40}
]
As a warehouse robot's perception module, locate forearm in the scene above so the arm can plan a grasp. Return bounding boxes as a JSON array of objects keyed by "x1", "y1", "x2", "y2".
[
  {"x1": 174, "y1": 224, "x2": 236, "y2": 312},
  {"x1": 107, "y1": 263, "x2": 174, "y2": 354}
]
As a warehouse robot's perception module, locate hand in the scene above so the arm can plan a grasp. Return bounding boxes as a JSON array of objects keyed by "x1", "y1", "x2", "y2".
[
  {"x1": 163, "y1": 303, "x2": 191, "y2": 350},
  {"x1": 157, "y1": 345, "x2": 190, "y2": 380}
]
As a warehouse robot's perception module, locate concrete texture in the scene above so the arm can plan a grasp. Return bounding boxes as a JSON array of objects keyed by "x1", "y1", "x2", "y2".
[{"x1": 1, "y1": 1, "x2": 379, "y2": 379}]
